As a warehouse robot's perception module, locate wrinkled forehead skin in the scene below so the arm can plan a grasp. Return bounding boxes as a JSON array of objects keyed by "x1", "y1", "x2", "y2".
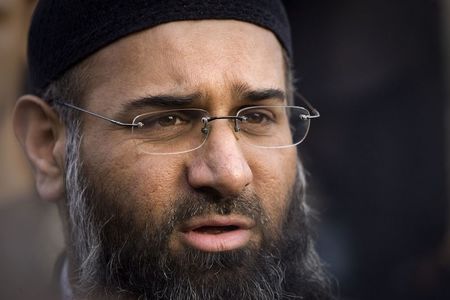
[{"x1": 80, "y1": 20, "x2": 286, "y2": 116}]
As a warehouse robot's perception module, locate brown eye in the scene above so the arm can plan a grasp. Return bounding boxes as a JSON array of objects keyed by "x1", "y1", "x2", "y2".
[
  {"x1": 139, "y1": 113, "x2": 189, "y2": 129},
  {"x1": 158, "y1": 115, "x2": 180, "y2": 127},
  {"x1": 244, "y1": 112, "x2": 267, "y2": 123},
  {"x1": 240, "y1": 109, "x2": 275, "y2": 125},
  {"x1": 131, "y1": 109, "x2": 210, "y2": 150}
]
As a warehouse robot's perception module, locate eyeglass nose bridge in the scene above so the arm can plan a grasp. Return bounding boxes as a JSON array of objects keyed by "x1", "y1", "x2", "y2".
[{"x1": 201, "y1": 116, "x2": 247, "y2": 135}]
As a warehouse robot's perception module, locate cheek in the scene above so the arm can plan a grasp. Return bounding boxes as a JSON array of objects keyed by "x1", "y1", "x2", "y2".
[
  {"x1": 251, "y1": 148, "x2": 298, "y2": 227},
  {"x1": 130, "y1": 157, "x2": 186, "y2": 224},
  {"x1": 81, "y1": 135, "x2": 186, "y2": 227}
]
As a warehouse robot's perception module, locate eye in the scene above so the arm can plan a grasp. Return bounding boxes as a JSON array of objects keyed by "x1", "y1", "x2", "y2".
[
  {"x1": 236, "y1": 107, "x2": 286, "y2": 136},
  {"x1": 240, "y1": 109, "x2": 275, "y2": 124},
  {"x1": 140, "y1": 113, "x2": 190, "y2": 129},
  {"x1": 132, "y1": 109, "x2": 209, "y2": 145},
  {"x1": 157, "y1": 115, "x2": 184, "y2": 127}
]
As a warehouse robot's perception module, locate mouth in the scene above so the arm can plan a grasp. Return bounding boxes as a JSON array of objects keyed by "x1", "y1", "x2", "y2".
[{"x1": 179, "y1": 215, "x2": 255, "y2": 252}]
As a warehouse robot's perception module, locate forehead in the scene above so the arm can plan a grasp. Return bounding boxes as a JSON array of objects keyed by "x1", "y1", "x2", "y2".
[{"x1": 83, "y1": 20, "x2": 286, "y2": 111}]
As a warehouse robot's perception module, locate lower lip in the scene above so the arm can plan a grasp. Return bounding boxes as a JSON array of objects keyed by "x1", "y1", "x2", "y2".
[{"x1": 180, "y1": 229, "x2": 252, "y2": 252}]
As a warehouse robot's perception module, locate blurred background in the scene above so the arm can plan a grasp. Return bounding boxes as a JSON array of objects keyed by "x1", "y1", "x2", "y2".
[
  {"x1": 0, "y1": 0, "x2": 64, "y2": 299},
  {"x1": 0, "y1": 0, "x2": 448, "y2": 299},
  {"x1": 284, "y1": 0, "x2": 450, "y2": 299}
]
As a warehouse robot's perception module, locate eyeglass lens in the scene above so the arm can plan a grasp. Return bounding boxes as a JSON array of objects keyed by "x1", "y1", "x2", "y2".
[{"x1": 131, "y1": 106, "x2": 311, "y2": 155}]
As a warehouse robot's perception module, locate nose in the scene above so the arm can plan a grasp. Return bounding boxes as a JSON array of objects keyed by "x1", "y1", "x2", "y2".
[{"x1": 187, "y1": 120, "x2": 253, "y2": 197}]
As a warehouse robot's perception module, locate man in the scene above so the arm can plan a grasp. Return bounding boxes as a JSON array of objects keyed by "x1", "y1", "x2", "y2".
[{"x1": 13, "y1": 0, "x2": 333, "y2": 299}]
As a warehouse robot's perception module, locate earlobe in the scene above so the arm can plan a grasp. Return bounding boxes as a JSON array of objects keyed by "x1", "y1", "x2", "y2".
[{"x1": 13, "y1": 95, "x2": 66, "y2": 202}]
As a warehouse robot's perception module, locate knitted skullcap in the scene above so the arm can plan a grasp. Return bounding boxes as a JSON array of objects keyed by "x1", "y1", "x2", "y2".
[{"x1": 28, "y1": 0, "x2": 292, "y2": 93}]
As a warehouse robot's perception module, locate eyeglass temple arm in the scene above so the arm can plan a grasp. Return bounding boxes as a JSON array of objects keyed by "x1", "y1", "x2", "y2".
[
  {"x1": 54, "y1": 101, "x2": 142, "y2": 128},
  {"x1": 296, "y1": 92, "x2": 320, "y2": 119}
]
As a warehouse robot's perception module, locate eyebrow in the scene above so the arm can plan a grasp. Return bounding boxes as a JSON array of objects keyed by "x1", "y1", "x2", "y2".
[
  {"x1": 240, "y1": 88, "x2": 286, "y2": 102},
  {"x1": 119, "y1": 85, "x2": 285, "y2": 115},
  {"x1": 232, "y1": 82, "x2": 286, "y2": 103},
  {"x1": 122, "y1": 92, "x2": 202, "y2": 112}
]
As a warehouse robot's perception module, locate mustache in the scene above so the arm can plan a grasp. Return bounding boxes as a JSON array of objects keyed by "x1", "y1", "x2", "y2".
[{"x1": 166, "y1": 190, "x2": 268, "y2": 230}]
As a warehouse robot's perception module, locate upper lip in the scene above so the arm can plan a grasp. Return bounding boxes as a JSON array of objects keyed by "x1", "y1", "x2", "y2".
[{"x1": 179, "y1": 215, "x2": 256, "y2": 233}]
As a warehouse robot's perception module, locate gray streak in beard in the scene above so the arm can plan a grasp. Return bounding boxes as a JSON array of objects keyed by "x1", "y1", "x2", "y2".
[{"x1": 64, "y1": 119, "x2": 103, "y2": 296}]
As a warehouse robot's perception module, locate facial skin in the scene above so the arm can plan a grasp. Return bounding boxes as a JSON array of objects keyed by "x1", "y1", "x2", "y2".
[
  {"x1": 14, "y1": 20, "x2": 332, "y2": 299},
  {"x1": 79, "y1": 20, "x2": 297, "y2": 255}
]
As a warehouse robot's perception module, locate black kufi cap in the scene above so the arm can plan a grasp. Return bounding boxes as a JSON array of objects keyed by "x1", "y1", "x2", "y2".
[{"x1": 28, "y1": 0, "x2": 292, "y2": 93}]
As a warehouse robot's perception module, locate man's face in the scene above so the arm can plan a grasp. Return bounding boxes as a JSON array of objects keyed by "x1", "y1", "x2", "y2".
[
  {"x1": 79, "y1": 20, "x2": 297, "y2": 252},
  {"x1": 66, "y1": 20, "x2": 311, "y2": 298}
]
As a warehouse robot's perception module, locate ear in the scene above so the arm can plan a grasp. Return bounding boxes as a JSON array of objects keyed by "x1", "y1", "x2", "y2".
[{"x1": 13, "y1": 95, "x2": 66, "y2": 202}]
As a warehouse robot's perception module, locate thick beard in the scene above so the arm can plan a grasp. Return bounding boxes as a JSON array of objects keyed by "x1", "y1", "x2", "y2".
[{"x1": 63, "y1": 123, "x2": 333, "y2": 300}]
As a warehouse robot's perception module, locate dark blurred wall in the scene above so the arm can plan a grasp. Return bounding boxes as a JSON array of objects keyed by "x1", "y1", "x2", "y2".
[{"x1": 283, "y1": 0, "x2": 448, "y2": 299}]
